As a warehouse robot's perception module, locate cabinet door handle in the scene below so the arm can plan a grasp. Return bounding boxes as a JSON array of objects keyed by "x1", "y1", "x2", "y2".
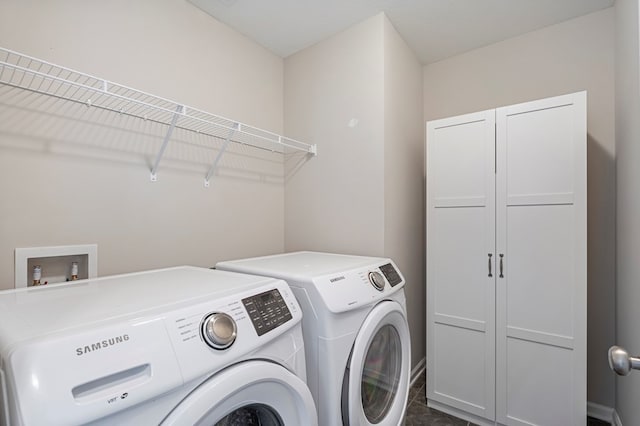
[
  {"x1": 488, "y1": 254, "x2": 493, "y2": 277},
  {"x1": 609, "y1": 346, "x2": 640, "y2": 376},
  {"x1": 499, "y1": 254, "x2": 504, "y2": 278}
]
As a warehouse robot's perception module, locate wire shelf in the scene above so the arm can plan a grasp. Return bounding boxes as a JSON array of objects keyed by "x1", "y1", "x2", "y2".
[{"x1": 0, "y1": 47, "x2": 316, "y2": 184}]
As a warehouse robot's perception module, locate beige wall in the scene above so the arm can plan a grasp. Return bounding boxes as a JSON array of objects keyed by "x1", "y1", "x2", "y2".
[
  {"x1": 615, "y1": 0, "x2": 640, "y2": 423},
  {"x1": 283, "y1": 14, "x2": 386, "y2": 256},
  {"x1": 383, "y1": 17, "x2": 426, "y2": 372},
  {"x1": 0, "y1": 0, "x2": 286, "y2": 289},
  {"x1": 423, "y1": 8, "x2": 616, "y2": 408},
  {"x1": 284, "y1": 13, "x2": 425, "y2": 369}
]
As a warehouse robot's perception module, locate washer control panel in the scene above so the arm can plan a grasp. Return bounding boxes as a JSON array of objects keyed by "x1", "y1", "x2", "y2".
[
  {"x1": 164, "y1": 279, "x2": 301, "y2": 385},
  {"x1": 242, "y1": 289, "x2": 292, "y2": 336}
]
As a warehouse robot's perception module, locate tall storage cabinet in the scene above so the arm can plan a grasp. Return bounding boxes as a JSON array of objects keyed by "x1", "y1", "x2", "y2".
[{"x1": 426, "y1": 92, "x2": 586, "y2": 426}]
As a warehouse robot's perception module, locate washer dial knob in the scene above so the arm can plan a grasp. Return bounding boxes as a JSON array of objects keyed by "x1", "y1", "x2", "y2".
[
  {"x1": 202, "y1": 312, "x2": 237, "y2": 350},
  {"x1": 368, "y1": 271, "x2": 385, "y2": 291}
]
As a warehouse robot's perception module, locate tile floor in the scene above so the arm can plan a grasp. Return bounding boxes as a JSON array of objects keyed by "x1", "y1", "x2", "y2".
[{"x1": 404, "y1": 369, "x2": 611, "y2": 426}]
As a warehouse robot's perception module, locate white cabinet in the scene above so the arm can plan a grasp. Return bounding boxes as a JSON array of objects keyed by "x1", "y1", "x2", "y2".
[{"x1": 426, "y1": 92, "x2": 586, "y2": 426}]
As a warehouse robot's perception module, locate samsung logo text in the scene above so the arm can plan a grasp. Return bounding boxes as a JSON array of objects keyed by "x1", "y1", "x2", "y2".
[{"x1": 76, "y1": 334, "x2": 130, "y2": 356}]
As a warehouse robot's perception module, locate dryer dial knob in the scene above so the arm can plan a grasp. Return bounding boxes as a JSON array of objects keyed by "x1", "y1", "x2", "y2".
[
  {"x1": 202, "y1": 312, "x2": 237, "y2": 350},
  {"x1": 368, "y1": 271, "x2": 385, "y2": 291}
]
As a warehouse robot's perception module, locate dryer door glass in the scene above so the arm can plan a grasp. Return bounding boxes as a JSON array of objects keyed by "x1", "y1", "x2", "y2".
[
  {"x1": 341, "y1": 301, "x2": 410, "y2": 426},
  {"x1": 215, "y1": 403, "x2": 282, "y2": 426},
  {"x1": 361, "y1": 324, "x2": 402, "y2": 423}
]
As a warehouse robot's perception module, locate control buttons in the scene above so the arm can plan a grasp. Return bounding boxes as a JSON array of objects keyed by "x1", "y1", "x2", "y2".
[
  {"x1": 242, "y1": 289, "x2": 292, "y2": 336},
  {"x1": 201, "y1": 312, "x2": 237, "y2": 350},
  {"x1": 368, "y1": 271, "x2": 385, "y2": 291},
  {"x1": 380, "y1": 263, "x2": 402, "y2": 286}
]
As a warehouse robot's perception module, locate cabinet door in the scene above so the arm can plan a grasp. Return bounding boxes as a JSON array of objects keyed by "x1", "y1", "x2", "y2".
[
  {"x1": 426, "y1": 110, "x2": 496, "y2": 420},
  {"x1": 495, "y1": 92, "x2": 586, "y2": 426}
]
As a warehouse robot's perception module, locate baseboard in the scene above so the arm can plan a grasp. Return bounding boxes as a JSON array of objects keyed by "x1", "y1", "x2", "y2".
[
  {"x1": 587, "y1": 401, "x2": 622, "y2": 425},
  {"x1": 612, "y1": 410, "x2": 623, "y2": 426},
  {"x1": 410, "y1": 357, "x2": 426, "y2": 387},
  {"x1": 588, "y1": 401, "x2": 614, "y2": 423}
]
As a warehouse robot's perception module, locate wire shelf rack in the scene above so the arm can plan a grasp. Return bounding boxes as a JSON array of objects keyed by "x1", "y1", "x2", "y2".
[{"x1": 0, "y1": 47, "x2": 316, "y2": 185}]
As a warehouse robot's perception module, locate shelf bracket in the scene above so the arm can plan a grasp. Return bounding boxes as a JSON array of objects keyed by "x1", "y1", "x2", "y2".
[
  {"x1": 204, "y1": 123, "x2": 238, "y2": 187},
  {"x1": 150, "y1": 104, "x2": 184, "y2": 182}
]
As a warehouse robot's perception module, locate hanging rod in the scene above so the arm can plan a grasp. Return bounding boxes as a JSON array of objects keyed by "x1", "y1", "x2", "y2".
[{"x1": 0, "y1": 47, "x2": 317, "y2": 182}]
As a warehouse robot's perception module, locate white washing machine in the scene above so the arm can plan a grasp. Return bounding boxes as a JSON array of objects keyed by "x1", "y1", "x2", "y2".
[
  {"x1": 0, "y1": 266, "x2": 317, "y2": 426},
  {"x1": 216, "y1": 251, "x2": 411, "y2": 426}
]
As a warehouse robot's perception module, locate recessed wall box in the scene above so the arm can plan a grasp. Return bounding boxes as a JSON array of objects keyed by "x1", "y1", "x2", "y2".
[{"x1": 14, "y1": 244, "x2": 98, "y2": 288}]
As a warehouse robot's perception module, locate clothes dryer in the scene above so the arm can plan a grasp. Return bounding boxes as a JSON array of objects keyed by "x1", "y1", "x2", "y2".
[
  {"x1": 217, "y1": 251, "x2": 411, "y2": 426},
  {"x1": 0, "y1": 266, "x2": 317, "y2": 426}
]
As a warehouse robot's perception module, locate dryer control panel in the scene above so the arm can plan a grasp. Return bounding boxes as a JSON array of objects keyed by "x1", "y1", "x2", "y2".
[
  {"x1": 314, "y1": 259, "x2": 406, "y2": 313},
  {"x1": 242, "y1": 289, "x2": 292, "y2": 336},
  {"x1": 380, "y1": 263, "x2": 402, "y2": 287}
]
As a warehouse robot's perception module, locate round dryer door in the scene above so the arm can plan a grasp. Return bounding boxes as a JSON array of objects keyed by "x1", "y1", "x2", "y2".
[
  {"x1": 342, "y1": 300, "x2": 411, "y2": 426},
  {"x1": 161, "y1": 360, "x2": 317, "y2": 426}
]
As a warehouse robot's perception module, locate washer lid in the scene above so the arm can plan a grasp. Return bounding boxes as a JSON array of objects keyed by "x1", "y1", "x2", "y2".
[{"x1": 161, "y1": 360, "x2": 317, "y2": 426}]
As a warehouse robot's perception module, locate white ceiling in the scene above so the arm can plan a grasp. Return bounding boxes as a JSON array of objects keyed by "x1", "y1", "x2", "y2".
[{"x1": 188, "y1": 0, "x2": 614, "y2": 64}]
